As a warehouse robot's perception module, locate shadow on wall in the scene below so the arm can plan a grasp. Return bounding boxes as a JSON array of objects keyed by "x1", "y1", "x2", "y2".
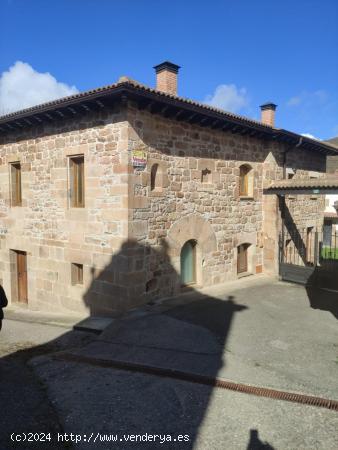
[
  {"x1": 279, "y1": 196, "x2": 307, "y2": 266},
  {"x1": 0, "y1": 239, "x2": 250, "y2": 449},
  {"x1": 0, "y1": 284, "x2": 8, "y2": 331},
  {"x1": 83, "y1": 239, "x2": 180, "y2": 317}
]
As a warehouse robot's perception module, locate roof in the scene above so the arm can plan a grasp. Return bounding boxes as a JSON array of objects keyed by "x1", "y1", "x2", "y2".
[
  {"x1": 1, "y1": 76, "x2": 338, "y2": 156},
  {"x1": 324, "y1": 211, "x2": 338, "y2": 219},
  {"x1": 264, "y1": 176, "x2": 338, "y2": 195}
]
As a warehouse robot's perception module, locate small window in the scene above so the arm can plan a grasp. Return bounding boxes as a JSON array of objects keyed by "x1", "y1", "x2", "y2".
[
  {"x1": 10, "y1": 162, "x2": 22, "y2": 206},
  {"x1": 201, "y1": 168, "x2": 211, "y2": 183},
  {"x1": 150, "y1": 163, "x2": 160, "y2": 191},
  {"x1": 286, "y1": 168, "x2": 295, "y2": 179},
  {"x1": 69, "y1": 155, "x2": 84, "y2": 207},
  {"x1": 239, "y1": 164, "x2": 253, "y2": 197},
  {"x1": 71, "y1": 263, "x2": 83, "y2": 285}
]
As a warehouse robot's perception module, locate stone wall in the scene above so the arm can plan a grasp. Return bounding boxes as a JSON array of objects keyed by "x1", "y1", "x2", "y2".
[
  {"x1": 0, "y1": 106, "x2": 131, "y2": 316},
  {"x1": 0, "y1": 102, "x2": 328, "y2": 316},
  {"x1": 127, "y1": 105, "x2": 326, "y2": 302}
]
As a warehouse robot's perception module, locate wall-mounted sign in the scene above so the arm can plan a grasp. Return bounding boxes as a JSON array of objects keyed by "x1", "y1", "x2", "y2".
[{"x1": 132, "y1": 149, "x2": 147, "y2": 169}]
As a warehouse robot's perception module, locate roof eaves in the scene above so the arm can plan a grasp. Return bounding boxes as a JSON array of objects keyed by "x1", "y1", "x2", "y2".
[{"x1": 1, "y1": 79, "x2": 338, "y2": 157}]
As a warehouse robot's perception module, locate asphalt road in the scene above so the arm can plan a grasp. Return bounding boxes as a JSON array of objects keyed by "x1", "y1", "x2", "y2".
[
  {"x1": 1, "y1": 277, "x2": 338, "y2": 449},
  {"x1": 0, "y1": 319, "x2": 94, "y2": 450}
]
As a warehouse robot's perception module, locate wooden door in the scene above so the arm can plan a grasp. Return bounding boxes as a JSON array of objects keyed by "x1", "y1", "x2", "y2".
[
  {"x1": 17, "y1": 251, "x2": 27, "y2": 303},
  {"x1": 237, "y1": 244, "x2": 248, "y2": 274},
  {"x1": 306, "y1": 227, "x2": 314, "y2": 265},
  {"x1": 180, "y1": 240, "x2": 196, "y2": 285}
]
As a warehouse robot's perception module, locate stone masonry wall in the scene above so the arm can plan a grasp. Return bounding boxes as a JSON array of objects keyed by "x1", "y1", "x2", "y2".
[
  {"x1": 127, "y1": 105, "x2": 326, "y2": 302},
  {"x1": 0, "y1": 102, "x2": 327, "y2": 316},
  {"x1": 0, "y1": 105, "x2": 131, "y2": 316}
]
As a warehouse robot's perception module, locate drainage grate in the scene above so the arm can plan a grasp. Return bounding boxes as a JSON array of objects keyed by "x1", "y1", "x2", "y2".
[{"x1": 55, "y1": 353, "x2": 338, "y2": 412}]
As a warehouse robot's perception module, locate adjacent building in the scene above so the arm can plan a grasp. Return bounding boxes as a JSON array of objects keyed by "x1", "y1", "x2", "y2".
[
  {"x1": 325, "y1": 137, "x2": 338, "y2": 234},
  {"x1": 0, "y1": 62, "x2": 337, "y2": 317}
]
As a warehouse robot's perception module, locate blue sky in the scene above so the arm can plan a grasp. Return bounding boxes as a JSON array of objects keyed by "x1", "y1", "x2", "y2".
[{"x1": 1, "y1": 0, "x2": 337, "y2": 139}]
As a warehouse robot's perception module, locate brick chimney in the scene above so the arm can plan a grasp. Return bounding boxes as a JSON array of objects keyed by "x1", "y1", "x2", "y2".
[
  {"x1": 154, "y1": 61, "x2": 180, "y2": 96},
  {"x1": 260, "y1": 102, "x2": 277, "y2": 127}
]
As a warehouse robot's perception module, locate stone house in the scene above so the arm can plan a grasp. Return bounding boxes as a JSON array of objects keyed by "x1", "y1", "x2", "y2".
[{"x1": 0, "y1": 61, "x2": 337, "y2": 317}]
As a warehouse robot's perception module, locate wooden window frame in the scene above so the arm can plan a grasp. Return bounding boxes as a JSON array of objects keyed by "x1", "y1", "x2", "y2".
[
  {"x1": 239, "y1": 164, "x2": 252, "y2": 197},
  {"x1": 69, "y1": 155, "x2": 85, "y2": 208},
  {"x1": 71, "y1": 263, "x2": 83, "y2": 285},
  {"x1": 10, "y1": 162, "x2": 22, "y2": 206}
]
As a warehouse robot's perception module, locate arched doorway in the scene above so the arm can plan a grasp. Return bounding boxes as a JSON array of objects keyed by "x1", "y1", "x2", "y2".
[{"x1": 180, "y1": 240, "x2": 197, "y2": 285}]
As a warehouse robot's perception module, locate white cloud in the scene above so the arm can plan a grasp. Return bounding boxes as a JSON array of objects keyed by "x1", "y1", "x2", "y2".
[
  {"x1": 204, "y1": 84, "x2": 249, "y2": 113},
  {"x1": 0, "y1": 61, "x2": 78, "y2": 115},
  {"x1": 301, "y1": 133, "x2": 320, "y2": 140},
  {"x1": 287, "y1": 90, "x2": 328, "y2": 107}
]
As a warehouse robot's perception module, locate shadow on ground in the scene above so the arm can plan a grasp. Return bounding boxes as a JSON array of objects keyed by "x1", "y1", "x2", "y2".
[
  {"x1": 0, "y1": 240, "x2": 251, "y2": 449},
  {"x1": 247, "y1": 429, "x2": 275, "y2": 450},
  {"x1": 306, "y1": 264, "x2": 338, "y2": 319}
]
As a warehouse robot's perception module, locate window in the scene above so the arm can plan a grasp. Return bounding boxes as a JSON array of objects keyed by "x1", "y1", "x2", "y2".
[
  {"x1": 69, "y1": 155, "x2": 84, "y2": 207},
  {"x1": 201, "y1": 168, "x2": 211, "y2": 183},
  {"x1": 10, "y1": 162, "x2": 22, "y2": 206},
  {"x1": 239, "y1": 164, "x2": 253, "y2": 197},
  {"x1": 150, "y1": 164, "x2": 160, "y2": 191},
  {"x1": 71, "y1": 263, "x2": 83, "y2": 285},
  {"x1": 286, "y1": 168, "x2": 295, "y2": 179}
]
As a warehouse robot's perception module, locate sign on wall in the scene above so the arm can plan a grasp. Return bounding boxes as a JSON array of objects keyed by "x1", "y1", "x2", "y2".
[{"x1": 132, "y1": 148, "x2": 147, "y2": 169}]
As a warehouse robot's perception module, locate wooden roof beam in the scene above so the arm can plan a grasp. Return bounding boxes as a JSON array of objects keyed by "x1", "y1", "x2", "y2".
[
  {"x1": 186, "y1": 113, "x2": 197, "y2": 123},
  {"x1": 80, "y1": 104, "x2": 91, "y2": 112},
  {"x1": 188, "y1": 114, "x2": 203, "y2": 124},
  {"x1": 55, "y1": 110, "x2": 65, "y2": 118},
  {"x1": 231, "y1": 125, "x2": 241, "y2": 133},
  {"x1": 67, "y1": 107, "x2": 77, "y2": 115},
  {"x1": 175, "y1": 109, "x2": 187, "y2": 121},
  {"x1": 221, "y1": 123, "x2": 232, "y2": 131},
  {"x1": 199, "y1": 117, "x2": 212, "y2": 127},
  {"x1": 211, "y1": 120, "x2": 222, "y2": 129},
  {"x1": 137, "y1": 99, "x2": 152, "y2": 110},
  {"x1": 160, "y1": 105, "x2": 175, "y2": 118},
  {"x1": 95, "y1": 100, "x2": 106, "y2": 108}
]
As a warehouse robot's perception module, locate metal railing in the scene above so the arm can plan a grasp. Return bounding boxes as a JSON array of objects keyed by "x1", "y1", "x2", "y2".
[{"x1": 280, "y1": 228, "x2": 338, "y2": 267}]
